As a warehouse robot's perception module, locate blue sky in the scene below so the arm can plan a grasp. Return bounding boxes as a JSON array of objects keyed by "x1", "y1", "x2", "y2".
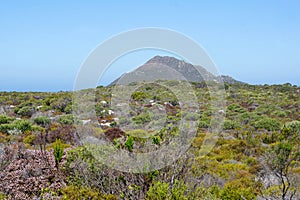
[{"x1": 0, "y1": 1, "x2": 300, "y2": 91}]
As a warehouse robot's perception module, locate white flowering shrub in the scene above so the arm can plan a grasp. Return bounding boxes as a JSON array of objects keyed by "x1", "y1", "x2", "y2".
[{"x1": 7, "y1": 128, "x2": 22, "y2": 136}]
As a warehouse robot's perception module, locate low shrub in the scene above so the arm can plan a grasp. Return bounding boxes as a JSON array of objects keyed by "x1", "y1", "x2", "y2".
[
  {"x1": 17, "y1": 106, "x2": 34, "y2": 117},
  {"x1": 0, "y1": 115, "x2": 13, "y2": 125},
  {"x1": 223, "y1": 120, "x2": 240, "y2": 130},
  {"x1": 0, "y1": 120, "x2": 32, "y2": 134},
  {"x1": 33, "y1": 116, "x2": 51, "y2": 127},
  {"x1": 23, "y1": 134, "x2": 35, "y2": 145},
  {"x1": 61, "y1": 185, "x2": 117, "y2": 200},
  {"x1": 286, "y1": 120, "x2": 300, "y2": 134},
  {"x1": 254, "y1": 117, "x2": 281, "y2": 131},
  {"x1": 13, "y1": 120, "x2": 32, "y2": 133},
  {"x1": 125, "y1": 136, "x2": 134, "y2": 152},
  {"x1": 58, "y1": 114, "x2": 75, "y2": 125},
  {"x1": 198, "y1": 120, "x2": 210, "y2": 128}
]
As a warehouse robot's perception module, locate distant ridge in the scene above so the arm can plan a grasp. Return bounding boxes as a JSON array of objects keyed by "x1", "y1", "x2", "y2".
[{"x1": 110, "y1": 56, "x2": 244, "y2": 85}]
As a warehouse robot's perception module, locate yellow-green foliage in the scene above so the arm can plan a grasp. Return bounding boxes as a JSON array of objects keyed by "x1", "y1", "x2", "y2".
[
  {"x1": 0, "y1": 192, "x2": 6, "y2": 200},
  {"x1": 146, "y1": 181, "x2": 169, "y2": 200},
  {"x1": 131, "y1": 91, "x2": 148, "y2": 101},
  {"x1": 219, "y1": 177, "x2": 259, "y2": 200},
  {"x1": 53, "y1": 139, "x2": 64, "y2": 168},
  {"x1": 126, "y1": 129, "x2": 148, "y2": 138},
  {"x1": 48, "y1": 140, "x2": 70, "y2": 150},
  {"x1": 23, "y1": 134, "x2": 35, "y2": 144},
  {"x1": 146, "y1": 180, "x2": 188, "y2": 200},
  {"x1": 61, "y1": 185, "x2": 117, "y2": 200},
  {"x1": 262, "y1": 185, "x2": 281, "y2": 198}
]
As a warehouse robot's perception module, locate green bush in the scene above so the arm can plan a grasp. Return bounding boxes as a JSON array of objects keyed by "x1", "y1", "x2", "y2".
[
  {"x1": 34, "y1": 116, "x2": 51, "y2": 126},
  {"x1": 270, "y1": 142, "x2": 293, "y2": 169},
  {"x1": 227, "y1": 103, "x2": 246, "y2": 114},
  {"x1": 254, "y1": 117, "x2": 281, "y2": 131},
  {"x1": 58, "y1": 114, "x2": 75, "y2": 125},
  {"x1": 1, "y1": 120, "x2": 33, "y2": 134},
  {"x1": 14, "y1": 120, "x2": 32, "y2": 133},
  {"x1": 0, "y1": 115, "x2": 13, "y2": 124},
  {"x1": 17, "y1": 106, "x2": 34, "y2": 117},
  {"x1": 14, "y1": 101, "x2": 33, "y2": 114},
  {"x1": 125, "y1": 136, "x2": 134, "y2": 152},
  {"x1": 131, "y1": 91, "x2": 148, "y2": 101},
  {"x1": 286, "y1": 120, "x2": 300, "y2": 134},
  {"x1": 223, "y1": 120, "x2": 240, "y2": 130},
  {"x1": 0, "y1": 124, "x2": 14, "y2": 134},
  {"x1": 53, "y1": 139, "x2": 64, "y2": 168}
]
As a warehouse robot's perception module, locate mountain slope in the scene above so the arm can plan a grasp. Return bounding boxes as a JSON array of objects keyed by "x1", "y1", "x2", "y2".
[{"x1": 110, "y1": 56, "x2": 243, "y2": 85}]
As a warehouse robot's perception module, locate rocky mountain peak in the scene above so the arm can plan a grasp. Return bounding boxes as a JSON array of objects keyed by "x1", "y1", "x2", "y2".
[{"x1": 110, "y1": 55, "x2": 243, "y2": 85}]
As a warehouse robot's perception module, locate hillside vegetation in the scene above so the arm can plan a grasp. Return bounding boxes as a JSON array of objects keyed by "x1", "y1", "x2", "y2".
[{"x1": 0, "y1": 82, "x2": 299, "y2": 199}]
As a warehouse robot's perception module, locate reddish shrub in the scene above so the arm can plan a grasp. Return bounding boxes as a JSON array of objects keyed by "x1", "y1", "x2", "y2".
[
  {"x1": 104, "y1": 127, "x2": 125, "y2": 142},
  {"x1": 0, "y1": 144, "x2": 66, "y2": 199}
]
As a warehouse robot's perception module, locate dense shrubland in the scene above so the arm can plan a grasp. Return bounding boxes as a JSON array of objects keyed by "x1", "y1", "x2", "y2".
[{"x1": 0, "y1": 82, "x2": 299, "y2": 199}]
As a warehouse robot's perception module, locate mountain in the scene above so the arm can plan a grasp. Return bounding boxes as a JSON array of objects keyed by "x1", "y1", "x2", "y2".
[{"x1": 110, "y1": 56, "x2": 243, "y2": 85}]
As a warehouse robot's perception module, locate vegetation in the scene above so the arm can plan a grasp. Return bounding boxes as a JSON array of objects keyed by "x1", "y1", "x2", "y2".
[
  {"x1": 53, "y1": 139, "x2": 64, "y2": 168},
  {"x1": 0, "y1": 82, "x2": 299, "y2": 199}
]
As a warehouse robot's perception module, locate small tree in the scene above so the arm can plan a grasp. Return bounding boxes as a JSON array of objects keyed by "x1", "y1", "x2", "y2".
[
  {"x1": 53, "y1": 139, "x2": 64, "y2": 168},
  {"x1": 266, "y1": 141, "x2": 300, "y2": 199}
]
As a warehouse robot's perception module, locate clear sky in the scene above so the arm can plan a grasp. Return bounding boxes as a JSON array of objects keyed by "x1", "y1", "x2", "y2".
[{"x1": 0, "y1": 1, "x2": 300, "y2": 91}]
